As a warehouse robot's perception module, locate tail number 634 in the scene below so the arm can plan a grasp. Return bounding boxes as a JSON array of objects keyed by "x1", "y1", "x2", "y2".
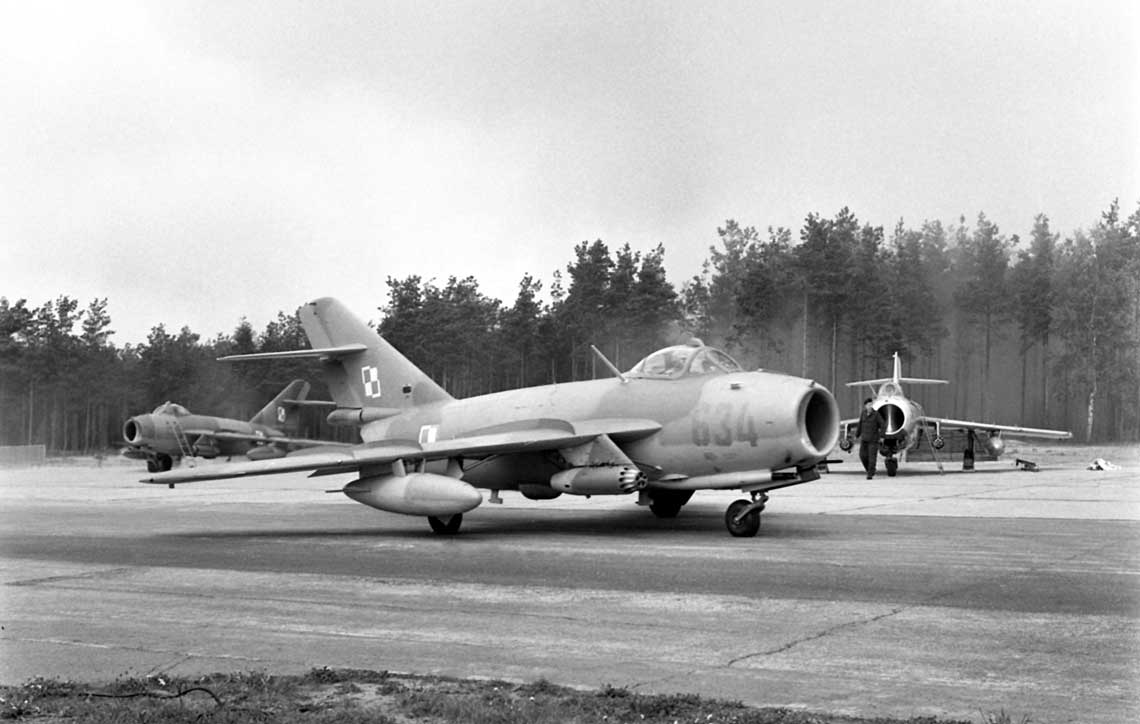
[{"x1": 692, "y1": 402, "x2": 759, "y2": 447}]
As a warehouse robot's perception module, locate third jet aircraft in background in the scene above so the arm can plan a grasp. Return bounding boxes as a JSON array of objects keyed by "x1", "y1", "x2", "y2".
[{"x1": 839, "y1": 352, "x2": 1071, "y2": 475}]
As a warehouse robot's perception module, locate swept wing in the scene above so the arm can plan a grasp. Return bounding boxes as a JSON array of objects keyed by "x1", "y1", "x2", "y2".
[
  {"x1": 143, "y1": 419, "x2": 661, "y2": 485},
  {"x1": 919, "y1": 416, "x2": 1072, "y2": 439}
]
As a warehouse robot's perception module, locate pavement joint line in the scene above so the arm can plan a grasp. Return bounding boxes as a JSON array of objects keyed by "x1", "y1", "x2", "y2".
[
  {"x1": 5, "y1": 567, "x2": 134, "y2": 588},
  {"x1": 8, "y1": 637, "x2": 270, "y2": 667},
  {"x1": 725, "y1": 607, "x2": 907, "y2": 665}
]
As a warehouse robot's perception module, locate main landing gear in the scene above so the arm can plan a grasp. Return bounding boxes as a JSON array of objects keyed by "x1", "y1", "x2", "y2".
[
  {"x1": 427, "y1": 514, "x2": 463, "y2": 535},
  {"x1": 647, "y1": 489, "x2": 694, "y2": 519},
  {"x1": 146, "y1": 454, "x2": 174, "y2": 473}
]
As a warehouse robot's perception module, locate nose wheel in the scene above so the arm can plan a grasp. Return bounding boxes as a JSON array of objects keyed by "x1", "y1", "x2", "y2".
[{"x1": 724, "y1": 492, "x2": 768, "y2": 537}]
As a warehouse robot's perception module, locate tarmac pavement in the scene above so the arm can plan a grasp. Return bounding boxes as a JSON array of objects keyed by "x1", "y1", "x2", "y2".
[{"x1": 1, "y1": 442, "x2": 1137, "y2": 723}]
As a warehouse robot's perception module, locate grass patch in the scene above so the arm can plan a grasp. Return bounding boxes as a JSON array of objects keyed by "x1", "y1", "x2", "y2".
[{"x1": 0, "y1": 667, "x2": 1003, "y2": 723}]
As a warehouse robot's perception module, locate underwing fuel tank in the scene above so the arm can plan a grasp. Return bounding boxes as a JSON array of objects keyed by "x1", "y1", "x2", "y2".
[
  {"x1": 550, "y1": 465, "x2": 647, "y2": 495},
  {"x1": 982, "y1": 433, "x2": 1005, "y2": 456},
  {"x1": 343, "y1": 473, "x2": 483, "y2": 516}
]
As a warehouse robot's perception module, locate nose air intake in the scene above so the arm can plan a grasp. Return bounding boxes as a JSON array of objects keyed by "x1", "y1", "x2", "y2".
[
  {"x1": 801, "y1": 385, "x2": 840, "y2": 457},
  {"x1": 880, "y1": 403, "x2": 907, "y2": 437},
  {"x1": 123, "y1": 418, "x2": 144, "y2": 444}
]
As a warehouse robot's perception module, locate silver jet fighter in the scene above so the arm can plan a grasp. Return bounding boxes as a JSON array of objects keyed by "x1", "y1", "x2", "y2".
[
  {"x1": 838, "y1": 351, "x2": 1072, "y2": 475},
  {"x1": 142, "y1": 297, "x2": 840, "y2": 537}
]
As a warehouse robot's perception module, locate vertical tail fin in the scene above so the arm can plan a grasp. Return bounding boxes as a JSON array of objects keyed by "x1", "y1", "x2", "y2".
[
  {"x1": 299, "y1": 297, "x2": 453, "y2": 411},
  {"x1": 249, "y1": 379, "x2": 310, "y2": 430},
  {"x1": 893, "y1": 351, "x2": 950, "y2": 386}
]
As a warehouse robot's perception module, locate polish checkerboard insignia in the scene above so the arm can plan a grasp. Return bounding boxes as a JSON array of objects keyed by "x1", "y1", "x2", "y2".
[{"x1": 361, "y1": 365, "x2": 382, "y2": 398}]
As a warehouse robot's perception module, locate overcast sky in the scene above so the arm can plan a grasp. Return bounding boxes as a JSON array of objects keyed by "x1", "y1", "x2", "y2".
[{"x1": 3, "y1": 0, "x2": 1137, "y2": 346}]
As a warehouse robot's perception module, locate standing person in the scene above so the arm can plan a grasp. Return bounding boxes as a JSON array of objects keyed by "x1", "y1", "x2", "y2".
[{"x1": 854, "y1": 397, "x2": 885, "y2": 479}]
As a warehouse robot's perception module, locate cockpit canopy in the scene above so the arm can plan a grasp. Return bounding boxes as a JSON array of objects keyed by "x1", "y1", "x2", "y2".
[
  {"x1": 627, "y1": 342, "x2": 743, "y2": 380},
  {"x1": 879, "y1": 382, "x2": 902, "y2": 398},
  {"x1": 152, "y1": 402, "x2": 191, "y2": 416}
]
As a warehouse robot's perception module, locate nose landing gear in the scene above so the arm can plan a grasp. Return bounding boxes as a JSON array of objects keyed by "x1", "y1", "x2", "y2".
[{"x1": 725, "y1": 492, "x2": 767, "y2": 537}]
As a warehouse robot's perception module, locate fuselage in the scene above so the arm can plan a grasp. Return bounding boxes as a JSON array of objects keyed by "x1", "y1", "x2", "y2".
[
  {"x1": 122, "y1": 412, "x2": 281, "y2": 460},
  {"x1": 359, "y1": 369, "x2": 839, "y2": 488}
]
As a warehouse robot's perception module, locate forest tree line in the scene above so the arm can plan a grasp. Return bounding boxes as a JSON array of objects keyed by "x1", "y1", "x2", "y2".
[{"x1": 2, "y1": 199, "x2": 1138, "y2": 453}]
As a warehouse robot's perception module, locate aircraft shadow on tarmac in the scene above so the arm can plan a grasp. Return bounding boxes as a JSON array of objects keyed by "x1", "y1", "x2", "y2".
[
  {"x1": 824, "y1": 463, "x2": 1024, "y2": 477},
  {"x1": 157, "y1": 505, "x2": 834, "y2": 542}
]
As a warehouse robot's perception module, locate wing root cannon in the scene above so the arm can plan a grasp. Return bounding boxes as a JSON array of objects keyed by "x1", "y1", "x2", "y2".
[{"x1": 551, "y1": 465, "x2": 647, "y2": 495}]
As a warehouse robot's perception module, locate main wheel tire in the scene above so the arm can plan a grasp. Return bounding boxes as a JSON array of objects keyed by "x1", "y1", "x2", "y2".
[
  {"x1": 157, "y1": 454, "x2": 174, "y2": 472},
  {"x1": 428, "y1": 514, "x2": 463, "y2": 535},
  {"x1": 886, "y1": 459, "x2": 898, "y2": 477},
  {"x1": 649, "y1": 490, "x2": 694, "y2": 519},
  {"x1": 146, "y1": 459, "x2": 159, "y2": 473},
  {"x1": 724, "y1": 499, "x2": 760, "y2": 537}
]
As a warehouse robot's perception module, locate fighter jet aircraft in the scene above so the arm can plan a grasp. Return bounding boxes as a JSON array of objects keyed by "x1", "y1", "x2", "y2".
[
  {"x1": 141, "y1": 297, "x2": 840, "y2": 537},
  {"x1": 838, "y1": 352, "x2": 1071, "y2": 475},
  {"x1": 122, "y1": 380, "x2": 340, "y2": 472}
]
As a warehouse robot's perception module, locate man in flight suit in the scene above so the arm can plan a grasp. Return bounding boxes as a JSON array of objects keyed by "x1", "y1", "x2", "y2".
[{"x1": 854, "y1": 397, "x2": 885, "y2": 479}]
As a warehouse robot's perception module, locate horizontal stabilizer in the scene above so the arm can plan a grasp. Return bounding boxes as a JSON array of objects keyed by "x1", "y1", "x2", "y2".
[
  {"x1": 218, "y1": 344, "x2": 369, "y2": 362},
  {"x1": 848, "y1": 352, "x2": 949, "y2": 388},
  {"x1": 846, "y1": 377, "x2": 948, "y2": 387},
  {"x1": 284, "y1": 399, "x2": 338, "y2": 407}
]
